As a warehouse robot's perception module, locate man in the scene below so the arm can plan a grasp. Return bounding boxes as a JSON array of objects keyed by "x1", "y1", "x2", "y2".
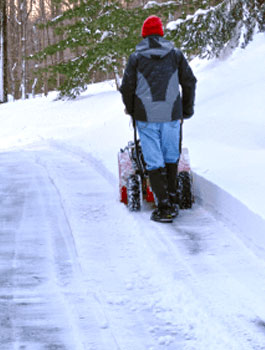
[{"x1": 120, "y1": 15, "x2": 197, "y2": 223}]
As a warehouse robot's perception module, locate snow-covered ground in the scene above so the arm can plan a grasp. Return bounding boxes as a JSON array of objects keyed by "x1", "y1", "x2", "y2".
[{"x1": 0, "y1": 32, "x2": 265, "y2": 349}]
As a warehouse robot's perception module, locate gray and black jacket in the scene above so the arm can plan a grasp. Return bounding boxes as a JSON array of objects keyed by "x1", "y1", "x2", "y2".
[{"x1": 120, "y1": 35, "x2": 197, "y2": 122}]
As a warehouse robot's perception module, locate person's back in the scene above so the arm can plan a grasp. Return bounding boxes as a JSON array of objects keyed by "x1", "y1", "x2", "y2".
[
  {"x1": 120, "y1": 16, "x2": 197, "y2": 223},
  {"x1": 131, "y1": 35, "x2": 182, "y2": 123}
]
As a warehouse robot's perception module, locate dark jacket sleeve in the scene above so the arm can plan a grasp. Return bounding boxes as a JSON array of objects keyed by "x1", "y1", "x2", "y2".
[
  {"x1": 176, "y1": 50, "x2": 197, "y2": 119},
  {"x1": 119, "y1": 53, "x2": 138, "y2": 116}
]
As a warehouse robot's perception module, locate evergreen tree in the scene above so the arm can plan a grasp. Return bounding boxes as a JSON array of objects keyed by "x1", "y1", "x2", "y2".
[
  {"x1": 30, "y1": 0, "x2": 264, "y2": 98},
  {"x1": 30, "y1": 0, "x2": 179, "y2": 97},
  {"x1": 166, "y1": 0, "x2": 265, "y2": 59}
]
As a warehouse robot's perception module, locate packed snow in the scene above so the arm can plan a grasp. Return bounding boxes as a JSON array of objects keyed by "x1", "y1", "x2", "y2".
[{"x1": 0, "y1": 32, "x2": 265, "y2": 349}]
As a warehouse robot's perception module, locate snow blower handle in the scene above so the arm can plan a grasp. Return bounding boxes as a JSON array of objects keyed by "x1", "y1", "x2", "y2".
[
  {"x1": 132, "y1": 117, "x2": 145, "y2": 179},
  {"x1": 179, "y1": 119, "x2": 184, "y2": 154}
]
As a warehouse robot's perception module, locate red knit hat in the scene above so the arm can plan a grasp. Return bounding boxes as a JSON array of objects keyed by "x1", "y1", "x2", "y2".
[{"x1": 141, "y1": 16, "x2": 164, "y2": 38}]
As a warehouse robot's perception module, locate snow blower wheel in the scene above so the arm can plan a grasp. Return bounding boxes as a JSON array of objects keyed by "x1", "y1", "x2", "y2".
[
  {"x1": 126, "y1": 174, "x2": 142, "y2": 211},
  {"x1": 177, "y1": 171, "x2": 193, "y2": 209}
]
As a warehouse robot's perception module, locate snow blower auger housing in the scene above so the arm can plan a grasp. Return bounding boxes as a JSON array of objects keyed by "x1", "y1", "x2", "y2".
[{"x1": 118, "y1": 123, "x2": 193, "y2": 211}]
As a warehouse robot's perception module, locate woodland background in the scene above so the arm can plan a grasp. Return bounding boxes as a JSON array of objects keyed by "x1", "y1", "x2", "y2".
[{"x1": 0, "y1": 0, "x2": 264, "y2": 102}]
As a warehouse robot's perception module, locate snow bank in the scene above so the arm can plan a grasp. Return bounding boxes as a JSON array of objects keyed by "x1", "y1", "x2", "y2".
[
  {"x1": 184, "y1": 32, "x2": 265, "y2": 252},
  {"x1": 186, "y1": 32, "x2": 265, "y2": 219}
]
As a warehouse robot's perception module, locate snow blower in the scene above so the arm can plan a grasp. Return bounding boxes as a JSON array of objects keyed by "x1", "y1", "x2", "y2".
[{"x1": 118, "y1": 119, "x2": 193, "y2": 211}]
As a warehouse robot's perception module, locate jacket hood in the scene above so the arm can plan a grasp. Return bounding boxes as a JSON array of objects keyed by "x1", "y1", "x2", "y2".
[{"x1": 135, "y1": 35, "x2": 174, "y2": 59}]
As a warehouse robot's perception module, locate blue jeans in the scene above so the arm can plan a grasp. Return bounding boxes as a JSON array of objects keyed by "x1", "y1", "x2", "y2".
[{"x1": 136, "y1": 120, "x2": 181, "y2": 171}]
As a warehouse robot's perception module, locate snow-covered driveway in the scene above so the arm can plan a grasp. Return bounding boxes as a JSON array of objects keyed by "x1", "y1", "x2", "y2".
[{"x1": 1, "y1": 144, "x2": 265, "y2": 350}]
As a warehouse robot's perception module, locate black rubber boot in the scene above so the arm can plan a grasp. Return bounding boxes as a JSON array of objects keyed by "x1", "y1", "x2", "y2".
[
  {"x1": 165, "y1": 163, "x2": 179, "y2": 218},
  {"x1": 148, "y1": 168, "x2": 173, "y2": 223},
  {"x1": 168, "y1": 193, "x2": 179, "y2": 218}
]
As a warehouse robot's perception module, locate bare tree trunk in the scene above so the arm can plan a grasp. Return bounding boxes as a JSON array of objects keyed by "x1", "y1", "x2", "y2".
[
  {"x1": 113, "y1": 66, "x2": 121, "y2": 90},
  {"x1": 7, "y1": 0, "x2": 19, "y2": 99},
  {"x1": 50, "y1": 0, "x2": 64, "y2": 88},
  {"x1": 0, "y1": 0, "x2": 8, "y2": 103},
  {"x1": 10, "y1": 62, "x2": 17, "y2": 100},
  {"x1": 21, "y1": 5, "x2": 27, "y2": 99},
  {"x1": 31, "y1": 77, "x2": 38, "y2": 97},
  {"x1": 39, "y1": 0, "x2": 48, "y2": 96},
  {"x1": 18, "y1": 0, "x2": 33, "y2": 99}
]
